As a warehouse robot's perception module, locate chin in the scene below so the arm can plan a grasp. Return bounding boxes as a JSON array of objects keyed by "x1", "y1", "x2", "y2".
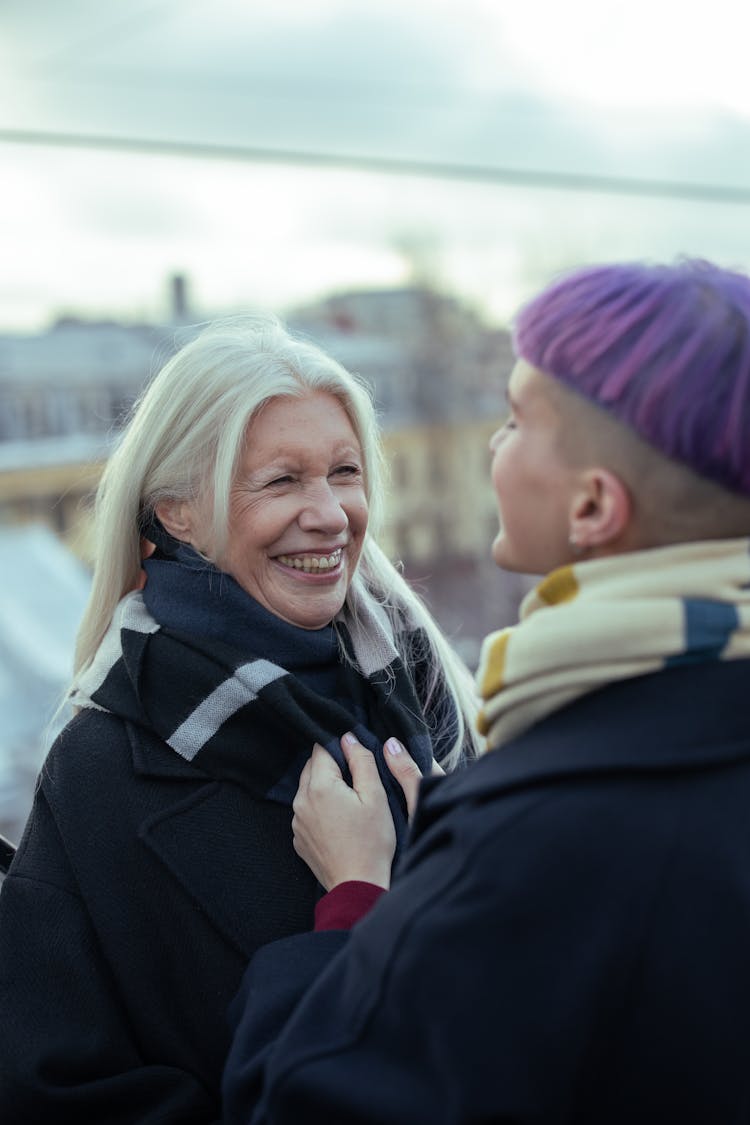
[
  {"x1": 491, "y1": 536, "x2": 515, "y2": 572},
  {"x1": 292, "y1": 597, "x2": 347, "y2": 631},
  {"x1": 492, "y1": 540, "x2": 534, "y2": 577}
]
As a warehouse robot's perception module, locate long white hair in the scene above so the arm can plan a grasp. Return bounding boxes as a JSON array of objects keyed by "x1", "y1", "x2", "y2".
[{"x1": 74, "y1": 315, "x2": 482, "y2": 767}]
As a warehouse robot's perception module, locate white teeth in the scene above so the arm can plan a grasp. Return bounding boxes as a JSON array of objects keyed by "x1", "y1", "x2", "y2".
[{"x1": 277, "y1": 549, "x2": 342, "y2": 573}]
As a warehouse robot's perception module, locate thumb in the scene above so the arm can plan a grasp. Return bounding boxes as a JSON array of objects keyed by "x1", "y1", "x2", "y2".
[{"x1": 383, "y1": 738, "x2": 424, "y2": 821}]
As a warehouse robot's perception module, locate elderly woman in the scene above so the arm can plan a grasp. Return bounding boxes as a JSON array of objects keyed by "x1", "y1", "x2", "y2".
[{"x1": 0, "y1": 316, "x2": 480, "y2": 1123}]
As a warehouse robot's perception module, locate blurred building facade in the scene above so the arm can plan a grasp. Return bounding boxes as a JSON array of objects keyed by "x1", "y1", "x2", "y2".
[
  {"x1": 0, "y1": 284, "x2": 516, "y2": 599},
  {"x1": 0, "y1": 321, "x2": 169, "y2": 442}
]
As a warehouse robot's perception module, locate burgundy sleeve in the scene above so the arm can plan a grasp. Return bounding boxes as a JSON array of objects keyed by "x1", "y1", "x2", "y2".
[{"x1": 313, "y1": 881, "x2": 388, "y2": 931}]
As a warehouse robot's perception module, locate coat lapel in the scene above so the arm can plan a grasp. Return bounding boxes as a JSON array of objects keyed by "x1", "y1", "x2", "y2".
[{"x1": 129, "y1": 722, "x2": 316, "y2": 956}]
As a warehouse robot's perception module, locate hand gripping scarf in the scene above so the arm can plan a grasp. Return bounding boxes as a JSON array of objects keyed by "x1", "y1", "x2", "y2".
[
  {"x1": 70, "y1": 557, "x2": 449, "y2": 853},
  {"x1": 476, "y1": 538, "x2": 750, "y2": 751}
]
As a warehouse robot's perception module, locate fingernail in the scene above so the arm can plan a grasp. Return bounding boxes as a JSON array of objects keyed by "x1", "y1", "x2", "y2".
[
  {"x1": 385, "y1": 738, "x2": 404, "y2": 756},
  {"x1": 341, "y1": 731, "x2": 357, "y2": 747}
]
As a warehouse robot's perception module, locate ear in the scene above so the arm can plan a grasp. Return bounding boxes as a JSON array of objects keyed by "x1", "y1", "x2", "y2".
[
  {"x1": 154, "y1": 499, "x2": 195, "y2": 545},
  {"x1": 568, "y1": 467, "x2": 633, "y2": 552}
]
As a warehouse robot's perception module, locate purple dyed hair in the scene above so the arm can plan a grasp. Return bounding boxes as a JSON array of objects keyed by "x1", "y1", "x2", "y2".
[{"x1": 513, "y1": 259, "x2": 750, "y2": 496}]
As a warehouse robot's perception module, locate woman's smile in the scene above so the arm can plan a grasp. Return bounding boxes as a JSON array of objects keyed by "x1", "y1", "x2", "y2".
[{"x1": 275, "y1": 548, "x2": 344, "y2": 574}]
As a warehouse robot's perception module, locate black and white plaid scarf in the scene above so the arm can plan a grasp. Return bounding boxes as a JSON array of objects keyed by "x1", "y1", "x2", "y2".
[{"x1": 70, "y1": 551, "x2": 445, "y2": 852}]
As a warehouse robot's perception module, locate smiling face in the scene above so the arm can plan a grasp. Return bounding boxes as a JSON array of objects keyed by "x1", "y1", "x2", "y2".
[
  {"x1": 489, "y1": 360, "x2": 580, "y2": 576},
  {"x1": 215, "y1": 391, "x2": 369, "y2": 629}
]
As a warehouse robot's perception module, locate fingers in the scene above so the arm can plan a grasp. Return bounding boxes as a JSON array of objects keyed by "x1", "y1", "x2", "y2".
[
  {"x1": 292, "y1": 735, "x2": 395, "y2": 890},
  {"x1": 340, "y1": 732, "x2": 384, "y2": 800},
  {"x1": 302, "y1": 733, "x2": 433, "y2": 826},
  {"x1": 383, "y1": 738, "x2": 424, "y2": 820}
]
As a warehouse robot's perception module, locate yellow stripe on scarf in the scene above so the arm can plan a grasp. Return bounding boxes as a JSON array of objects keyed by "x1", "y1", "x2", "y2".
[
  {"x1": 536, "y1": 565, "x2": 579, "y2": 606},
  {"x1": 476, "y1": 629, "x2": 511, "y2": 734}
]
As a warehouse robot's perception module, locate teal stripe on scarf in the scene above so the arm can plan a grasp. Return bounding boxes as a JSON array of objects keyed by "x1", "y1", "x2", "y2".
[{"x1": 665, "y1": 599, "x2": 740, "y2": 667}]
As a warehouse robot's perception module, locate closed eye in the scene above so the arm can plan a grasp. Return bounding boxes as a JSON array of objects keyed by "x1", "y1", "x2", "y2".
[
  {"x1": 490, "y1": 417, "x2": 516, "y2": 451},
  {"x1": 331, "y1": 464, "x2": 362, "y2": 478}
]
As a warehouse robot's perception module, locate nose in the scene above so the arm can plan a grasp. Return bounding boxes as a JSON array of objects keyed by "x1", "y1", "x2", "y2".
[
  {"x1": 297, "y1": 480, "x2": 349, "y2": 534},
  {"x1": 489, "y1": 428, "x2": 502, "y2": 453}
]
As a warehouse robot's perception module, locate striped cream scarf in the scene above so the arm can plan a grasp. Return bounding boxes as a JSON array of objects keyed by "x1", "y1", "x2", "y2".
[{"x1": 476, "y1": 538, "x2": 750, "y2": 751}]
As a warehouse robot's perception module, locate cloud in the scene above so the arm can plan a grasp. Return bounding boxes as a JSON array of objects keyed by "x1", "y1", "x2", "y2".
[{"x1": 1, "y1": 0, "x2": 749, "y2": 331}]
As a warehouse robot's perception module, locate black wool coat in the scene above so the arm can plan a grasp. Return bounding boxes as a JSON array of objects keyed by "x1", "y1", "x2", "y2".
[
  {"x1": 0, "y1": 709, "x2": 319, "y2": 1124},
  {"x1": 223, "y1": 659, "x2": 750, "y2": 1125}
]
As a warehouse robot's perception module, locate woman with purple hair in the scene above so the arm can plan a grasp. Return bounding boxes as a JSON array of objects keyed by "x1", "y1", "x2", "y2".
[{"x1": 223, "y1": 259, "x2": 750, "y2": 1124}]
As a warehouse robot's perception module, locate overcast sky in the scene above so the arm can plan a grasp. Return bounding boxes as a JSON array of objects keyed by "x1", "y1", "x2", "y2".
[{"x1": 1, "y1": 0, "x2": 749, "y2": 331}]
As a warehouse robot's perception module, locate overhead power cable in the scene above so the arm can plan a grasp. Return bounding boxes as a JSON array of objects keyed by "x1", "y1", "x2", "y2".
[{"x1": 1, "y1": 127, "x2": 749, "y2": 205}]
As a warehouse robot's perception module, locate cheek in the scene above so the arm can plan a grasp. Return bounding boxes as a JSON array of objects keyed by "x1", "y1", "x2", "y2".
[
  {"x1": 347, "y1": 492, "x2": 369, "y2": 535},
  {"x1": 225, "y1": 500, "x2": 289, "y2": 566}
]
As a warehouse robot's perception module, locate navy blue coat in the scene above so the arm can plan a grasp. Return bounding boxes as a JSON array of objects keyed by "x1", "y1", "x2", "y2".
[
  {"x1": 224, "y1": 659, "x2": 750, "y2": 1124},
  {"x1": 0, "y1": 711, "x2": 318, "y2": 1124}
]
